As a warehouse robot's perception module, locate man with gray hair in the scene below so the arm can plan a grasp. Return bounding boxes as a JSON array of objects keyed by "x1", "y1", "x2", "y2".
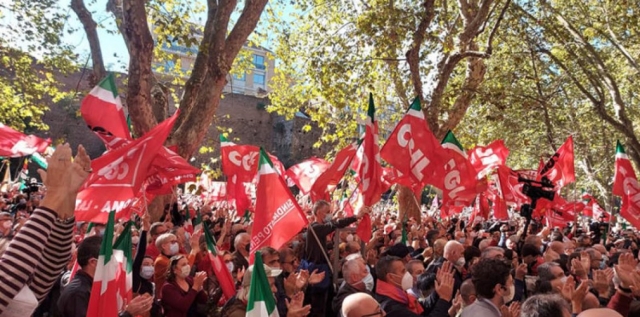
[
  {"x1": 232, "y1": 232, "x2": 251, "y2": 274},
  {"x1": 332, "y1": 253, "x2": 373, "y2": 315}
]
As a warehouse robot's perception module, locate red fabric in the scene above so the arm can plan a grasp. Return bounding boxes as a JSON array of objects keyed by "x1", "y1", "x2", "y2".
[
  {"x1": 160, "y1": 277, "x2": 208, "y2": 317},
  {"x1": 613, "y1": 143, "x2": 640, "y2": 228},
  {"x1": 285, "y1": 157, "x2": 330, "y2": 194},
  {"x1": 357, "y1": 109, "x2": 386, "y2": 207},
  {"x1": 379, "y1": 103, "x2": 445, "y2": 184},
  {"x1": 607, "y1": 290, "x2": 632, "y2": 316},
  {"x1": 310, "y1": 143, "x2": 358, "y2": 202},
  {"x1": 431, "y1": 149, "x2": 479, "y2": 206},
  {"x1": 75, "y1": 112, "x2": 178, "y2": 223},
  {"x1": 468, "y1": 140, "x2": 509, "y2": 178},
  {"x1": 375, "y1": 280, "x2": 424, "y2": 315},
  {"x1": 537, "y1": 135, "x2": 575, "y2": 189},
  {"x1": 145, "y1": 243, "x2": 160, "y2": 259},
  {"x1": 0, "y1": 124, "x2": 50, "y2": 157},
  {"x1": 250, "y1": 151, "x2": 308, "y2": 264},
  {"x1": 356, "y1": 214, "x2": 372, "y2": 242}
]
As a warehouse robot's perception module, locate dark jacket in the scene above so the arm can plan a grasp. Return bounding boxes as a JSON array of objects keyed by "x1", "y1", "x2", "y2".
[
  {"x1": 375, "y1": 293, "x2": 451, "y2": 317},
  {"x1": 304, "y1": 217, "x2": 357, "y2": 264},
  {"x1": 56, "y1": 270, "x2": 93, "y2": 317},
  {"x1": 425, "y1": 259, "x2": 463, "y2": 299},
  {"x1": 332, "y1": 282, "x2": 372, "y2": 316},
  {"x1": 231, "y1": 251, "x2": 249, "y2": 273},
  {"x1": 133, "y1": 230, "x2": 154, "y2": 295},
  {"x1": 220, "y1": 295, "x2": 247, "y2": 317}
]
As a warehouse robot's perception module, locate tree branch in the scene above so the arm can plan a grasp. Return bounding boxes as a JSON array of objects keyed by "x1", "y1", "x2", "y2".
[
  {"x1": 406, "y1": 0, "x2": 437, "y2": 129},
  {"x1": 121, "y1": 0, "x2": 157, "y2": 135},
  {"x1": 70, "y1": 0, "x2": 106, "y2": 87}
]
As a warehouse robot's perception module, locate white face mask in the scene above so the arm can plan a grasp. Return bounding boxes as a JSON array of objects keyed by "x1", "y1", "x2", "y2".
[
  {"x1": 393, "y1": 271, "x2": 414, "y2": 291},
  {"x1": 180, "y1": 265, "x2": 191, "y2": 278},
  {"x1": 140, "y1": 265, "x2": 154, "y2": 280},
  {"x1": 131, "y1": 236, "x2": 140, "y2": 245},
  {"x1": 226, "y1": 262, "x2": 234, "y2": 273},
  {"x1": 455, "y1": 257, "x2": 466, "y2": 268},
  {"x1": 324, "y1": 214, "x2": 332, "y2": 223},
  {"x1": 169, "y1": 243, "x2": 180, "y2": 255},
  {"x1": 502, "y1": 284, "x2": 515, "y2": 303},
  {"x1": 362, "y1": 273, "x2": 374, "y2": 291}
]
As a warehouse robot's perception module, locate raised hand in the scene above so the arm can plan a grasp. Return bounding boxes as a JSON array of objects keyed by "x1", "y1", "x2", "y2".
[
  {"x1": 125, "y1": 293, "x2": 154, "y2": 316},
  {"x1": 559, "y1": 275, "x2": 576, "y2": 302},
  {"x1": 515, "y1": 263, "x2": 528, "y2": 280},
  {"x1": 435, "y1": 268, "x2": 454, "y2": 302},
  {"x1": 448, "y1": 292, "x2": 462, "y2": 317},
  {"x1": 593, "y1": 269, "x2": 611, "y2": 298},
  {"x1": 295, "y1": 270, "x2": 310, "y2": 289},
  {"x1": 142, "y1": 212, "x2": 151, "y2": 232}
]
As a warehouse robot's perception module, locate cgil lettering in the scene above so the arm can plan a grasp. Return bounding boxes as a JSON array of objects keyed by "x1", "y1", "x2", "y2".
[{"x1": 397, "y1": 123, "x2": 430, "y2": 181}]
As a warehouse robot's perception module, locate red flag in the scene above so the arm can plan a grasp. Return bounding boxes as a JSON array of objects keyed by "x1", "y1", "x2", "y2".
[
  {"x1": 495, "y1": 166, "x2": 533, "y2": 206},
  {"x1": 355, "y1": 94, "x2": 387, "y2": 206},
  {"x1": 227, "y1": 176, "x2": 252, "y2": 214},
  {"x1": 380, "y1": 97, "x2": 445, "y2": 184},
  {"x1": 310, "y1": 142, "x2": 358, "y2": 202},
  {"x1": 0, "y1": 123, "x2": 50, "y2": 157},
  {"x1": 285, "y1": 157, "x2": 330, "y2": 194},
  {"x1": 356, "y1": 214, "x2": 372, "y2": 242},
  {"x1": 431, "y1": 131, "x2": 479, "y2": 206},
  {"x1": 493, "y1": 195, "x2": 509, "y2": 220},
  {"x1": 250, "y1": 149, "x2": 308, "y2": 262},
  {"x1": 145, "y1": 147, "x2": 200, "y2": 195},
  {"x1": 80, "y1": 74, "x2": 131, "y2": 142},
  {"x1": 613, "y1": 141, "x2": 640, "y2": 228},
  {"x1": 468, "y1": 140, "x2": 509, "y2": 178},
  {"x1": 75, "y1": 113, "x2": 178, "y2": 223},
  {"x1": 545, "y1": 208, "x2": 572, "y2": 229},
  {"x1": 538, "y1": 136, "x2": 575, "y2": 189}
]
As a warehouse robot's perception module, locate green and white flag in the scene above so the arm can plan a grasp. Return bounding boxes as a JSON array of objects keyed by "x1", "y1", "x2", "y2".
[
  {"x1": 441, "y1": 130, "x2": 466, "y2": 158},
  {"x1": 246, "y1": 251, "x2": 279, "y2": 317}
]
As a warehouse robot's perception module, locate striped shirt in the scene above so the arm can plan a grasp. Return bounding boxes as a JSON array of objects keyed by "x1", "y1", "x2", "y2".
[{"x1": 0, "y1": 207, "x2": 74, "y2": 315}]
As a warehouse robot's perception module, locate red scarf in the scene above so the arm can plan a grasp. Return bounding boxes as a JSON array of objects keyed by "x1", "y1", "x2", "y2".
[{"x1": 375, "y1": 280, "x2": 424, "y2": 314}]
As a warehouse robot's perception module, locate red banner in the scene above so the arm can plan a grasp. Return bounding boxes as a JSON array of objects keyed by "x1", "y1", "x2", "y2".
[
  {"x1": 468, "y1": 140, "x2": 509, "y2": 178},
  {"x1": 75, "y1": 113, "x2": 178, "y2": 223},
  {"x1": 0, "y1": 123, "x2": 50, "y2": 157},
  {"x1": 310, "y1": 142, "x2": 358, "y2": 202},
  {"x1": 285, "y1": 157, "x2": 330, "y2": 194}
]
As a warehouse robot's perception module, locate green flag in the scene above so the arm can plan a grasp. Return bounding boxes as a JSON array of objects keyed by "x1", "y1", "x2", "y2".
[
  {"x1": 441, "y1": 130, "x2": 466, "y2": 157},
  {"x1": 246, "y1": 251, "x2": 278, "y2": 317}
]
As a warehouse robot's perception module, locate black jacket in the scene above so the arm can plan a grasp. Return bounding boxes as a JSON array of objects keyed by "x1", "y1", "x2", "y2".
[
  {"x1": 332, "y1": 282, "x2": 372, "y2": 316},
  {"x1": 304, "y1": 217, "x2": 357, "y2": 264},
  {"x1": 56, "y1": 270, "x2": 93, "y2": 317},
  {"x1": 375, "y1": 293, "x2": 451, "y2": 317}
]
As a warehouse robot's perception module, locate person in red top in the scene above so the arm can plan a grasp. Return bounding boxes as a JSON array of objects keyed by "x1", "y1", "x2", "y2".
[{"x1": 161, "y1": 255, "x2": 208, "y2": 317}]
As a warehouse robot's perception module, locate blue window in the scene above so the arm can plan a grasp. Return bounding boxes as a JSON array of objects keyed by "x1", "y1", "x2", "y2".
[
  {"x1": 253, "y1": 54, "x2": 265, "y2": 70},
  {"x1": 253, "y1": 73, "x2": 265, "y2": 85},
  {"x1": 233, "y1": 73, "x2": 246, "y2": 81},
  {"x1": 163, "y1": 60, "x2": 175, "y2": 72}
]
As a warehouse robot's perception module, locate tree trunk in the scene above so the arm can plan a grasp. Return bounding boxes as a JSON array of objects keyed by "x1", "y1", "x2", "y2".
[{"x1": 397, "y1": 185, "x2": 422, "y2": 221}]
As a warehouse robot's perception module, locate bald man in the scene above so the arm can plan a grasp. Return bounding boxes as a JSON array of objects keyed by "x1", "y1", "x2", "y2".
[
  {"x1": 548, "y1": 241, "x2": 565, "y2": 255},
  {"x1": 341, "y1": 293, "x2": 386, "y2": 317},
  {"x1": 577, "y1": 308, "x2": 622, "y2": 317},
  {"x1": 426, "y1": 241, "x2": 465, "y2": 299}
]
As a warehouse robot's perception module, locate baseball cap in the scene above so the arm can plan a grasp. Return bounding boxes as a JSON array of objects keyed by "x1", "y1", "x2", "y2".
[{"x1": 242, "y1": 264, "x2": 282, "y2": 288}]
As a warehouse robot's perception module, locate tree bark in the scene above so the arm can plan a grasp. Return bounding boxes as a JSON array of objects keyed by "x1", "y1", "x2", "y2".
[{"x1": 70, "y1": 0, "x2": 106, "y2": 87}]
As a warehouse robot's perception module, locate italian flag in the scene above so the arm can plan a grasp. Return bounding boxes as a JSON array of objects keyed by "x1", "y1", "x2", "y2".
[
  {"x1": 246, "y1": 251, "x2": 279, "y2": 317},
  {"x1": 184, "y1": 206, "x2": 194, "y2": 234},
  {"x1": 204, "y1": 224, "x2": 237, "y2": 300},
  {"x1": 86, "y1": 211, "x2": 133, "y2": 317},
  {"x1": 80, "y1": 74, "x2": 130, "y2": 140}
]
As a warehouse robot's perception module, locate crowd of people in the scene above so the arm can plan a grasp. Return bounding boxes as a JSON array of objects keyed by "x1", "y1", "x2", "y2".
[{"x1": 0, "y1": 144, "x2": 638, "y2": 317}]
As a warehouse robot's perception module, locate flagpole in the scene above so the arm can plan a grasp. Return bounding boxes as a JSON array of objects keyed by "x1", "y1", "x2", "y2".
[{"x1": 335, "y1": 179, "x2": 363, "y2": 215}]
